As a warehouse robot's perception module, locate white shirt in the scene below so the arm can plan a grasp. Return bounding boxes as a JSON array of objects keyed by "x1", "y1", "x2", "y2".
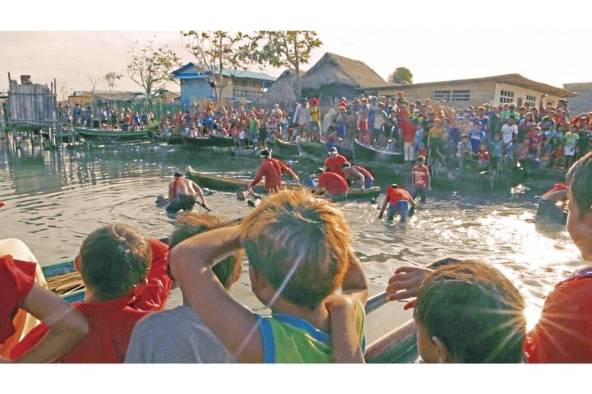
[{"x1": 501, "y1": 124, "x2": 518, "y2": 144}]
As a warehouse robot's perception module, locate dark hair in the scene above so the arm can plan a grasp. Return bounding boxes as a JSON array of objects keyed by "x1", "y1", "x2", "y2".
[
  {"x1": 341, "y1": 162, "x2": 352, "y2": 169},
  {"x1": 174, "y1": 172, "x2": 183, "y2": 178},
  {"x1": 79, "y1": 224, "x2": 152, "y2": 300},
  {"x1": 566, "y1": 151, "x2": 592, "y2": 217},
  {"x1": 415, "y1": 261, "x2": 525, "y2": 363},
  {"x1": 169, "y1": 212, "x2": 243, "y2": 288}
]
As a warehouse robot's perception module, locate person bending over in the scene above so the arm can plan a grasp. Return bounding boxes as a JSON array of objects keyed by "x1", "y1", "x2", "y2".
[
  {"x1": 167, "y1": 172, "x2": 208, "y2": 214},
  {"x1": 378, "y1": 184, "x2": 415, "y2": 223},
  {"x1": 247, "y1": 150, "x2": 299, "y2": 195}
]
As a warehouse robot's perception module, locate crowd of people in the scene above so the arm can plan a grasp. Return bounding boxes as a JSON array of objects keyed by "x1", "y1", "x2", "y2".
[
  {"x1": 1, "y1": 151, "x2": 591, "y2": 364},
  {"x1": 58, "y1": 103, "x2": 154, "y2": 131}
]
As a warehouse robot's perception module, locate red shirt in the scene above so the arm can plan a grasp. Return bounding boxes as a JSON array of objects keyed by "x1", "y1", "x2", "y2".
[
  {"x1": 401, "y1": 121, "x2": 416, "y2": 144},
  {"x1": 250, "y1": 158, "x2": 294, "y2": 193},
  {"x1": 386, "y1": 186, "x2": 413, "y2": 206},
  {"x1": 411, "y1": 164, "x2": 430, "y2": 188},
  {"x1": 318, "y1": 172, "x2": 349, "y2": 195},
  {"x1": 11, "y1": 239, "x2": 172, "y2": 363},
  {"x1": 324, "y1": 154, "x2": 348, "y2": 178},
  {"x1": 525, "y1": 268, "x2": 592, "y2": 363},
  {"x1": 478, "y1": 149, "x2": 490, "y2": 162},
  {"x1": 542, "y1": 183, "x2": 569, "y2": 199},
  {"x1": 353, "y1": 166, "x2": 374, "y2": 181},
  {"x1": 0, "y1": 256, "x2": 36, "y2": 343}
]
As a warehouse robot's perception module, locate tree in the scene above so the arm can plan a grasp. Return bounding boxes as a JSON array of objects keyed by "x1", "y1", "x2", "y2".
[
  {"x1": 248, "y1": 31, "x2": 322, "y2": 99},
  {"x1": 388, "y1": 67, "x2": 413, "y2": 84},
  {"x1": 182, "y1": 31, "x2": 255, "y2": 105},
  {"x1": 127, "y1": 41, "x2": 181, "y2": 103},
  {"x1": 102, "y1": 72, "x2": 122, "y2": 93}
]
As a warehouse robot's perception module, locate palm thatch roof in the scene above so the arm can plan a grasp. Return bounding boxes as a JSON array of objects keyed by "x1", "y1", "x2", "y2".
[
  {"x1": 264, "y1": 69, "x2": 305, "y2": 106},
  {"x1": 300, "y1": 52, "x2": 386, "y2": 90}
]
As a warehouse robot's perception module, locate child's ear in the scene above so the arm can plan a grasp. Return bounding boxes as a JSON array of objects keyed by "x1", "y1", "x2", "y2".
[
  {"x1": 432, "y1": 336, "x2": 453, "y2": 363},
  {"x1": 74, "y1": 255, "x2": 81, "y2": 273}
]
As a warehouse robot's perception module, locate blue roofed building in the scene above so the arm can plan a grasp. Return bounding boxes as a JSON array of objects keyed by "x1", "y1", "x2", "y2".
[{"x1": 171, "y1": 62, "x2": 276, "y2": 107}]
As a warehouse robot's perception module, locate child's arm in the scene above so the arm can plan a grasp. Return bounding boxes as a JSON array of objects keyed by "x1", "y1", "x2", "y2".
[
  {"x1": 169, "y1": 225, "x2": 263, "y2": 363},
  {"x1": 325, "y1": 295, "x2": 364, "y2": 363},
  {"x1": 340, "y1": 248, "x2": 368, "y2": 305},
  {"x1": 15, "y1": 285, "x2": 88, "y2": 363}
]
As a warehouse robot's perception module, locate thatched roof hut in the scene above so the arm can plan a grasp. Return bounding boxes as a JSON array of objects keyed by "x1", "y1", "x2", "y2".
[
  {"x1": 264, "y1": 69, "x2": 305, "y2": 107},
  {"x1": 300, "y1": 52, "x2": 386, "y2": 104}
]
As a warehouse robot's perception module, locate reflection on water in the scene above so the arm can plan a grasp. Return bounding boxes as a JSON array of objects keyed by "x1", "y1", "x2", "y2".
[{"x1": 0, "y1": 136, "x2": 583, "y2": 340}]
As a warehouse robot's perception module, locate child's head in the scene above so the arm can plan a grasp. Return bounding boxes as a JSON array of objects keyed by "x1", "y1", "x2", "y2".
[
  {"x1": 414, "y1": 261, "x2": 525, "y2": 363},
  {"x1": 78, "y1": 224, "x2": 152, "y2": 301},
  {"x1": 169, "y1": 213, "x2": 243, "y2": 289},
  {"x1": 239, "y1": 189, "x2": 351, "y2": 310}
]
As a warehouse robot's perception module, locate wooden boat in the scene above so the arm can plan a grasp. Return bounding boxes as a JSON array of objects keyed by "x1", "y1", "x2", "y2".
[
  {"x1": 270, "y1": 138, "x2": 300, "y2": 157},
  {"x1": 41, "y1": 255, "x2": 419, "y2": 363},
  {"x1": 353, "y1": 139, "x2": 404, "y2": 164},
  {"x1": 75, "y1": 127, "x2": 150, "y2": 142},
  {"x1": 209, "y1": 134, "x2": 236, "y2": 147},
  {"x1": 152, "y1": 132, "x2": 183, "y2": 145},
  {"x1": 298, "y1": 141, "x2": 327, "y2": 158},
  {"x1": 186, "y1": 168, "x2": 380, "y2": 201},
  {"x1": 182, "y1": 135, "x2": 213, "y2": 147}
]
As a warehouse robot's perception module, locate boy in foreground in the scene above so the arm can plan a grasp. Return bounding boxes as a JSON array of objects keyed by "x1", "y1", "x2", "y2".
[
  {"x1": 169, "y1": 189, "x2": 368, "y2": 363},
  {"x1": 11, "y1": 224, "x2": 172, "y2": 362},
  {"x1": 384, "y1": 261, "x2": 525, "y2": 362},
  {"x1": 126, "y1": 213, "x2": 242, "y2": 363}
]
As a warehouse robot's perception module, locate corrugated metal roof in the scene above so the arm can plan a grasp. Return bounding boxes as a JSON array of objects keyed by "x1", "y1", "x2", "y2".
[{"x1": 172, "y1": 62, "x2": 275, "y2": 82}]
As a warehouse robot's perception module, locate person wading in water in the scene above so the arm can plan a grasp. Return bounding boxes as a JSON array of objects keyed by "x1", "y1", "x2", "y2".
[{"x1": 166, "y1": 172, "x2": 209, "y2": 214}]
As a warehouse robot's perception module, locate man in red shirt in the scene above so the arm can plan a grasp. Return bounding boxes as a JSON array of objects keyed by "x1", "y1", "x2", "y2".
[
  {"x1": 378, "y1": 184, "x2": 415, "y2": 223},
  {"x1": 411, "y1": 156, "x2": 431, "y2": 203},
  {"x1": 11, "y1": 224, "x2": 172, "y2": 363},
  {"x1": 247, "y1": 150, "x2": 299, "y2": 194},
  {"x1": 525, "y1": 152, "x2": 592, "y2": 363},
  {"x1": 340, "y1": 163, "x2": 374, "y2": 190},
  {"x1": 0, "y1": 240, "x2": 88, "y2": 362},
  {"x1": 323, "y1": 147, "x2": 349, "y2": 178},
  {"x1": 316, "y1": 168, "x2": 349, "y2": 198}
]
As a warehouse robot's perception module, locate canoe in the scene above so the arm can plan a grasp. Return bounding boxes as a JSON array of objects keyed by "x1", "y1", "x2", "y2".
[
  {"x1": 182, "y1": 135, "x2": 214, "y2": 147},
  {"x1": 152, "y1": 133, "x2": 183, "y2": 145},
  {"x1": 298, "y1": 141, "x2": 327, "y2": 158},
  {"x1": 271, "y1": 138, "x2": 300, "y2": 157},
  {"x1": 353, "y1": 139, "x2": 404, "y2": 164},
  {"x1": 209, "y1": 135, "x2": 236, "y2": 147},
  {"x1": 365, "y1": 319, "x2": 418, "y2": 363},
  {"x1": 75, "y1": 127, "x2": 150, "y2": 142},
  {"x1": 186, "y1": 168, "x2": 380, "y2": 201}
]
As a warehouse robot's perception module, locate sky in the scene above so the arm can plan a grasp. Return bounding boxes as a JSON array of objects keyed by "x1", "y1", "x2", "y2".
[{"x1": 1, "y1": 1, "x2": 591, "y2": 98}]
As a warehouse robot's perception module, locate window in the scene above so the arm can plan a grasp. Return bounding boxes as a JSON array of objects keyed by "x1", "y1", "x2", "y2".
[
  {"x1": 451, "y1": 90, "x2": 471, "y2": 102},
  {"x1": 499, "y1": 89, "x2": 515, "y2": 104},
  {"x1": 232, "y1": 87, "x2": 264, "y2": 99},
  {"x1": 525, "y1": 94, "x2": 537, "y2": 107},
  {"x1": 433, "y1": 90, "x2": 451, "y2": 101}
]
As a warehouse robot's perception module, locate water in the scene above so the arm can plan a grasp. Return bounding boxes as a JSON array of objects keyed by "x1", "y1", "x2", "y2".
[{"x1": 0, "y1": 135, "x2": 584, "y2": 342}]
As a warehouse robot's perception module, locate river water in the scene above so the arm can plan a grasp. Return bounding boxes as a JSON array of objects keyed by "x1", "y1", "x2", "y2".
[{"x1": 0, "y1": 135, "x2": 584, "y2": 342}]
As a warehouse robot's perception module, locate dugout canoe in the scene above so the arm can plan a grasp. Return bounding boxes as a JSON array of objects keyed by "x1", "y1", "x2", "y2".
[
  {"x1": 270, "y1": 138, "x2": 300, "y2": 157},
  {"x1": 152, "y1": 132, "x2": 183, "y2": 145},
  {"x1": 185, "y1": 167, "x2": 380, "y2": 201},
  {"x1": 182, "y1": 135, "x2": 214, "y2": 148},
  {"x1": 353, "y1": 139, "x2": 404, "y2": 164},
  {"x1": 209, "y1": 134, "x2": 236, "y2": 147},
  {"x1": 75, "y1": 127, "x2": 150, "y2": 142}
]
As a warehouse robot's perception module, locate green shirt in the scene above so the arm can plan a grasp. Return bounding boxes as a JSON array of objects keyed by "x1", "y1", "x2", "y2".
[{"x1": 256, "y1": 300, "x2": 366, "y2": 363}]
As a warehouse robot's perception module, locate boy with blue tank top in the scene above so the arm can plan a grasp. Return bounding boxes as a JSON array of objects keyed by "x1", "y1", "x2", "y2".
[{"x1": 169, "y1": 189, "x2": 368, "y2": 363}]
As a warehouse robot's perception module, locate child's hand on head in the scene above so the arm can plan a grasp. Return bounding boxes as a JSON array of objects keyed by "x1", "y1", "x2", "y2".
[{"x1": 386, "y1": 266, "x2": 433, "y2": 309}]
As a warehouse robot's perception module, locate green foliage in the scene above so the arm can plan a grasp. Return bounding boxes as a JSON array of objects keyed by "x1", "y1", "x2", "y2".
[
  {"x1": 248, "y1": 31, "x2": 322, "y2": 98},
  {"x1": 388, "y1": 67, "x2": 413, "y2": 84},
  {"x1": 127, "y1": 41, "x2": 181, "y2": 101}
]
